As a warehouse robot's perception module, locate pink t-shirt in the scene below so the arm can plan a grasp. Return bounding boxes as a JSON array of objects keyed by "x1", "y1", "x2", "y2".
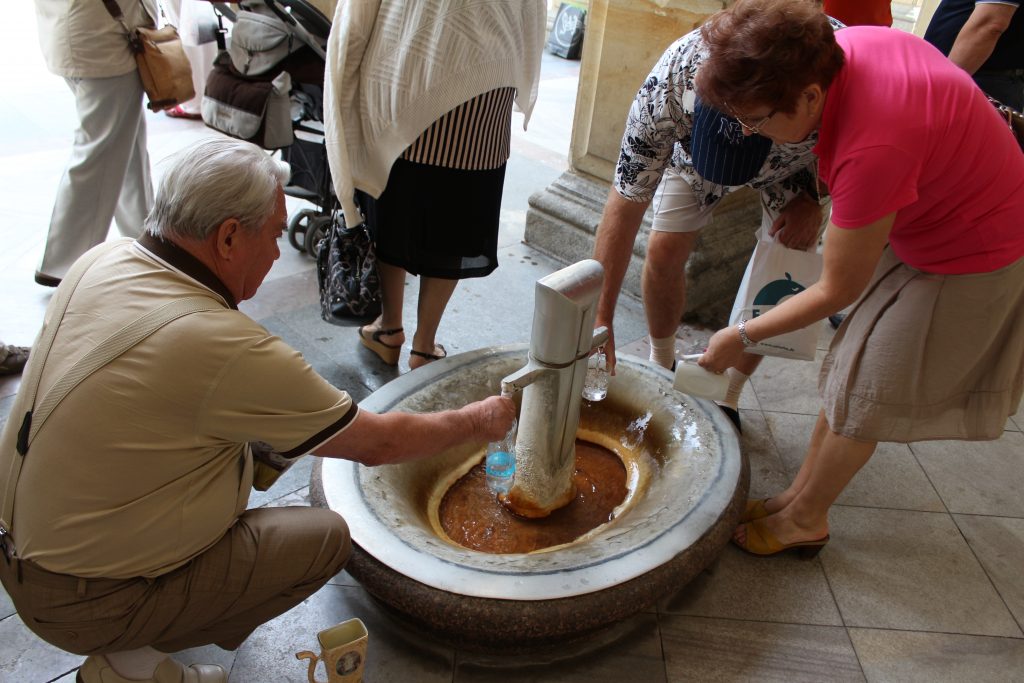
[{"x1": 815, "y1": 27, "x2": 1024, "y2": 274}]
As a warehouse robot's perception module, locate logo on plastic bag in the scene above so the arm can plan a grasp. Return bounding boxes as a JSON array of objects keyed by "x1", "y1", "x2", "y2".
[{"x1": 751, "y1": 272, "x2": 806, "y2": 317}]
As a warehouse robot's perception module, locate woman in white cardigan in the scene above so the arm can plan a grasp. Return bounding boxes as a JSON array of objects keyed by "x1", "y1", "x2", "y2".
[{"x1": 324, "y1": 0, "x2": 546, "y2": 369}]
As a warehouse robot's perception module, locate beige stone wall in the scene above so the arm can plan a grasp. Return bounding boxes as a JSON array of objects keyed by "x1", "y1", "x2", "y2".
[{"x1": 571, "y1": 0, "x2": 727, "y2": 181}]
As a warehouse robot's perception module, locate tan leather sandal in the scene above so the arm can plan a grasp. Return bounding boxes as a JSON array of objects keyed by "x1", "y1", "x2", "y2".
[{"x1": 733, "y1": 518, "x2": 829, "y2": 559}]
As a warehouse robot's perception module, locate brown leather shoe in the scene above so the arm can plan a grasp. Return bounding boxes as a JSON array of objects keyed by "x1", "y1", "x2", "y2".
[
  {"x1": 77, "y1": 654, "x2": 227, "y2": 683},
  {"x1": 34, "y1": 270, "x2": 62, "y2": 287}
]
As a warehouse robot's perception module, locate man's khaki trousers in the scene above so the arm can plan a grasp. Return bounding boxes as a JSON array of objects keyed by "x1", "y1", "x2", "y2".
[{"x1": 0, "y1": 507, "x2": 351, "y2": 654}]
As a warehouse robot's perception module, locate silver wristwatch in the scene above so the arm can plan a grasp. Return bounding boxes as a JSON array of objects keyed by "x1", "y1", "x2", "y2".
[{"x1": 737, "y1": 319, "x2": 757, "y2": 347}]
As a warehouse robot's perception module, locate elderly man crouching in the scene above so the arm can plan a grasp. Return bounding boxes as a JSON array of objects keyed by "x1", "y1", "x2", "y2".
[{"x1": 0, "y1": 139, "x2": 515, "y2": 683}]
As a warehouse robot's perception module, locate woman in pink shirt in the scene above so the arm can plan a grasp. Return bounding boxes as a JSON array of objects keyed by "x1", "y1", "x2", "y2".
[{"x1": 698, "y1": 0, "x2": 1024, "y2": 557}]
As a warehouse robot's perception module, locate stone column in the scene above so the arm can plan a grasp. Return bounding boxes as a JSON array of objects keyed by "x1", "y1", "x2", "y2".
[{"x1": 525, "y1": 0, "x2": 763, "y2": 327}]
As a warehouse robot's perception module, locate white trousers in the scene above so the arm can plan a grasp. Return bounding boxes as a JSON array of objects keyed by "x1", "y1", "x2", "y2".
[
  {"x1": 162, "y1": 0, "x2": 219, "y2": 115},
  {"x1": 39, "y1": 70, "x2": 152, "y2": 280}
]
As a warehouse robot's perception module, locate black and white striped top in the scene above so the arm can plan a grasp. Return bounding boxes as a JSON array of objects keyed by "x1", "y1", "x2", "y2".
[{"x1": 401, "y1": 87, "x2": 516, "y2": 170}]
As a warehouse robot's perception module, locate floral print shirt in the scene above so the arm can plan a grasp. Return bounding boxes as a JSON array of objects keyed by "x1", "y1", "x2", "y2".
[{"x1": 614, "y1": 24, "x2": 841, "y2": 215}]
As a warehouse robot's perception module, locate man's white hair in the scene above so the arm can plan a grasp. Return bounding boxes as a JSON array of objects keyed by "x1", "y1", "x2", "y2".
[{"x1": 145, "y1": 138, "x2": 290, "y2": 240}]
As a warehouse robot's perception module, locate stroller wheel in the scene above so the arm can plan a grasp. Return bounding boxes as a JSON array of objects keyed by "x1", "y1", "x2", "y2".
[
  {"x1": 304, "y1": 215, "x2": 331, "y2": 256},
  {"x1": 287, "y1": 208, "x2": 317, "y2": 252}
]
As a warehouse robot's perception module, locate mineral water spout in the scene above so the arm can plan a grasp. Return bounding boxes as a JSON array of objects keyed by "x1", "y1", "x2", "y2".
[{"x1": 501, "y1": 260, "x2": 605, "y2": 518}]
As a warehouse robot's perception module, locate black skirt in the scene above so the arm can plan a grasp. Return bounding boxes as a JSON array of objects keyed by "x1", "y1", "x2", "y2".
[{"x1": 357, "y1": 158, "x2": 507, "y2": 280}]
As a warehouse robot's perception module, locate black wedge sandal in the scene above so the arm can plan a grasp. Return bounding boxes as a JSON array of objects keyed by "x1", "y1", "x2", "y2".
[
  {"x1": 409, "y1": 344, "x2": 447, "y2": 370},
  {"x1": 358, "y1": 325, "x2": 404, "y2": 366}
]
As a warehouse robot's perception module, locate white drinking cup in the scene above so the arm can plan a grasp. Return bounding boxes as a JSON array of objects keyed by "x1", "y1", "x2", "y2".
[{"x1": 672, "y1": 354, "x2": 729, "y2": 402}]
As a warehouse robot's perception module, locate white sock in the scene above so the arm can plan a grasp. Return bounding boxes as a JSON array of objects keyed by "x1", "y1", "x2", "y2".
[
  {"x1": 720, "y1": 368, "x2": 750, "y2": 410},
  {"x1": 105, "y1": 647, "x2": 166, "y2": 680},
  {"x1": 649, "y1": 335, "x2": 677, "y2": 369}
]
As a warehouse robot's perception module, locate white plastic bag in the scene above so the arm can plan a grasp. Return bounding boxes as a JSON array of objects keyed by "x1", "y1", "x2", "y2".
[{"x1": 729, "y1": 230, "x2": 823, "y2": 361}]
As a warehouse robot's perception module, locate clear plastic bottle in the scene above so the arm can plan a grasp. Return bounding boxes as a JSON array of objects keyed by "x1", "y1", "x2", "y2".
[
  {"x1": 485, "y1": 419, "x2": 518, "y2": 495},
  {"x1": 582, "y1": 347, "x2": 608, "y2": 401}
]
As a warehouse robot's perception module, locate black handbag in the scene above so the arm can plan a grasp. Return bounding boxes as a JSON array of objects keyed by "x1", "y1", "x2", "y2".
[{"x1": 316, "y1": 213, "x2": 382, "y2": 324}]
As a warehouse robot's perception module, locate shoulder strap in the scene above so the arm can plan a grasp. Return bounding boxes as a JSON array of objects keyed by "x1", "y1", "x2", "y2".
[
  {"x1": 14, "y1": 241, "x2": 126, "y2": 426},
  {"x1": 98, "y1": 0, "x2": 139, "y2": 46},
  {"x1": 100, "y1": 0, "x2": 124, "y2": 21},
  {"x1": 0, "y1": 240, "x2": 220, "y2": 550},
  {"x1": 23, "y1": 296, "x2": 220, "y2": 451},
  {"x1": 0, "y1": 240, "x2": 123, "y2": 548}
]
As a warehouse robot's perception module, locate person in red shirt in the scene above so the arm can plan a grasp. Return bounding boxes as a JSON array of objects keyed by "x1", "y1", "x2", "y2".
[
  {"x1": 823, "y1": 0, "x2": 892, "y2": 26},
  {"x1": 697, "y1": 0, "x2": 1023, "y2": 559}
]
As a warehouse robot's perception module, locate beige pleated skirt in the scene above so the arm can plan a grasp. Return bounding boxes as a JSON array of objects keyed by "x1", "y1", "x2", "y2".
[{"x1": 820, "y1": 248, "x2": 1024, "y2": 443}]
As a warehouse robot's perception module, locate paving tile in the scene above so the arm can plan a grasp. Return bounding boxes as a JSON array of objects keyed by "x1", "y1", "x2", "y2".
[
  {"x1": 911, "y1": 432, "x2": 1024, "y2": 516},
  {"x1": 747, "y1": 350, "x2": 826, "y2": 416},
  {"x1": 0, "y1": 393, "x2": 14, "y2": 432},
  {"x1": 257, "y1": 311, "x2": 381, "y2": 402},
  {"x1": 675, "y1": 322, "x2": 715, "y2": 357},
  {"x1": 764, "y1": 412, "x2": 945, "y2": 512},
  {"x1": 0, "y1": 613, "x2": 82, "y2": 683},
  {"x1": 616, "y1": 336, "x2": 657, "y2": 366},
  {"x1": 248, "y1": 458, "x2": 314, "y2": 509},
  {"x1": 817, "y1": 318, "x2": 838, "y2": 351},
  {"x1": 256, "y1": 485, "x2": 312, "y2": 510},
  {"x1": 954, "y1": 514, "x2": 1024, "y2": 630},
  {"x1": 660, "y1": 615, "x2": 864, "y2": 682},
  {"x1": 0, "y1": 375, "x2": 22, "y2": 402},
  {"x1": 454, "y1": 612, "x2": 666, "y2": 683},
  {"x1": 327, "y1": 569, "x2": 361, "y2": 589},
  {"x1": 238, "y1": 268, "x2": 318, "y2": 322},
  {"x1": 230, "y1": 584, "x2": 453, "y2": 683},
  {"x1": 738, "y1": 409, "x2": 792, "y2": 501},
  {"x1": 661, "y1": 544, "x2": 843, "y2": 626},
  {"x1": 0, "y1": 583, "x2": 13, "y2": 621},
  {"x1": 1006, "y1": 397, "x2": 1021, "y2": 433},
  {"x1": 849, "y1": 628, "x2": 1024, "y2": 683},
  {"x1": 821, "y1": 506, "x2": 1021, "y2": 637}
]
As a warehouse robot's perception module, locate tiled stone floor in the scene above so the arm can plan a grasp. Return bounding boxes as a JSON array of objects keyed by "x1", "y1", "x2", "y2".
[{"x1": 2, "y1": 4, "x2": 1023, "y2": 681}]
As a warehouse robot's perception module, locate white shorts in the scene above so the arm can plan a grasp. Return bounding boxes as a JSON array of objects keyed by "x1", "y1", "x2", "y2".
[
  {"x1": 651, "y1": 168, "x2": 718, "y2": 233},
  {"x1": 650, "y1": 167, "x2": 775, "y2": 235}
]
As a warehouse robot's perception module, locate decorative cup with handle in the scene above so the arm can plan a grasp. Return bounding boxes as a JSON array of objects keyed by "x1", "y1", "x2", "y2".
[{"x1": 296, "y1": 618, "x2": 368, "y2": 683}]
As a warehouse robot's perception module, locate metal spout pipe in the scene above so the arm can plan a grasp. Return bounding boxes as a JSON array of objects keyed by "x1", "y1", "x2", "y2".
[{"x1": 499, "y1": 260, "x2": 606, "y2": 518}]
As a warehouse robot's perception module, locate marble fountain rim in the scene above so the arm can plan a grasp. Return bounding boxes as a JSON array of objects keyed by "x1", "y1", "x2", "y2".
[{"x1": 318, "y1": 344, "x2": 743, "y2": 602}]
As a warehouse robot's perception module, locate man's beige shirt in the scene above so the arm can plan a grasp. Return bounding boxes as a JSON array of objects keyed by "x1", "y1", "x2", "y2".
[
  {"x1": 35, "y1": 0, "x2": 159, "y2": 78},
  {"x1": 13, "y1": 237, "x2": 356, "y2": 578}
]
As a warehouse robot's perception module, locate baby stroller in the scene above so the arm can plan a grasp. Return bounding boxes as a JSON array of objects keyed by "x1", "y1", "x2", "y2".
[{"x1": 203, "y1": 0, "x2": 335, "y2": 255}]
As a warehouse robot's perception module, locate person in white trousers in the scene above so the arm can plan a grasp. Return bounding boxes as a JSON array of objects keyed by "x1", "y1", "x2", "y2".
[
  {"x1": 161, "y1": 0, "x2": 219, "y2": 118},
  {"x1": 33, "y1": 0, "x2": 157, "y2": 286}
]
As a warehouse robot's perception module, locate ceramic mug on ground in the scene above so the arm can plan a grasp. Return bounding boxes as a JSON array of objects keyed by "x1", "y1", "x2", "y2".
[{"x1": 296, "y1": 618, "x2": 368, "y2": 683}]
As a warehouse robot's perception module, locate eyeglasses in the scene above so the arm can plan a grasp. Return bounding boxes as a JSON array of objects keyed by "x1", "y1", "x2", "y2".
[{"x1": 726, "y1": 102, "x2": 777, "y2": 135}]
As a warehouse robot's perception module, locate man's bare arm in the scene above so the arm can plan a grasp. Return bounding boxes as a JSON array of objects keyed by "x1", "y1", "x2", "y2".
[
  {"x1": 948, "y1": 3, "x2": 1017, "y2": 75},
  {"x1": 314, "y1": 396, "x2": 516, "y2": 466},
  {"x1": 591, "y1": 189, "x2": 651, "y2": 370}
]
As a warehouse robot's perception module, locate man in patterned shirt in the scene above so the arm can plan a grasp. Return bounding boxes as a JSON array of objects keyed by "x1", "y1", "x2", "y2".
[{"x1": 593, "y1": 23, "x2": 840, "y2": 431}]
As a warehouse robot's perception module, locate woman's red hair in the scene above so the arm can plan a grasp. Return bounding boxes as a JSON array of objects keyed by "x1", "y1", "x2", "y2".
[{"x1": 697, "y1": 0, "x2": 845, "y2": 114}]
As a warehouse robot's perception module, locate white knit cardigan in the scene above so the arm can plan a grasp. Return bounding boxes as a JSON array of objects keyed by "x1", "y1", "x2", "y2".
[{"x1": 324, "y1": 0, "x2": 546, "y2": 225}]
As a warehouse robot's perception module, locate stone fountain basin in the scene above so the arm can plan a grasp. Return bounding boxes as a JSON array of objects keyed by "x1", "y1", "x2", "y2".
[{"x1": 312, "y1": 345, "x2": 747, "y2": 650}]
